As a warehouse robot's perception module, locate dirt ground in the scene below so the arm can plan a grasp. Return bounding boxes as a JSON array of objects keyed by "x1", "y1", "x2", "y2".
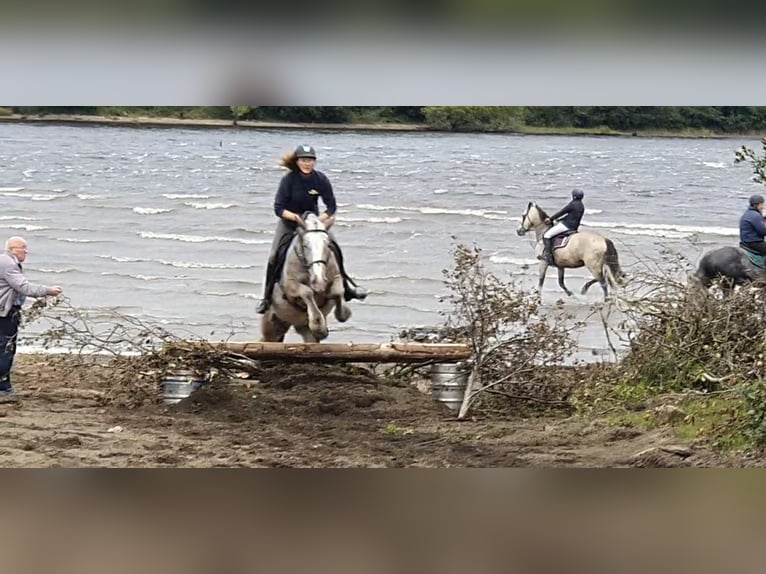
[{"x1": 0, "y1": 354, "x2": 746, "y2": 468}]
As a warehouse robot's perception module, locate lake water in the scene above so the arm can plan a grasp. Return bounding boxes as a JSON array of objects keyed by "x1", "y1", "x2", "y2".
[{"x1": 1, "y1": 122, "x2": 762, "y2": 359}]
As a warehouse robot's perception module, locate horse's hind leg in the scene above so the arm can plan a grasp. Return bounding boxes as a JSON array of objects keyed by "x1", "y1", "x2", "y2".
[
  {"x1": 581, "y1": 278, "x2": 598, "y2": 295},
  {"x1": 557, "y1": 267, "x2": 573, "y2": 297},
  {"x1": 260, "y1": 312, "x2": 290, "y2": 342}
]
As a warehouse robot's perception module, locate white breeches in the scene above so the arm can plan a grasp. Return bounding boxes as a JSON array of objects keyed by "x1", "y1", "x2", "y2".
[{"x1": 544, "y1": 222, "x2": 571, "y2": 239}]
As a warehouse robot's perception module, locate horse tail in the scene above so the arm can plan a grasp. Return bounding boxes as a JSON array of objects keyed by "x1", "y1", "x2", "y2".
[{"x1": 604, "y1": 238, "x2": 625, "y2": 287}]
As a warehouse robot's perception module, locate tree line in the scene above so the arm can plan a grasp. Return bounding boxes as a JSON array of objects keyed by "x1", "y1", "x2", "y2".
[{"x1": 6, "y1": 106, "x2": 766, "y2": 134}]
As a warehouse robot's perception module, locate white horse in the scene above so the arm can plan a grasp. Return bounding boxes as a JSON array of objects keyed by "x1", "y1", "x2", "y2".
[
  {"x1": 516, "y1": 202, "x2": 625, "y2": 299},
  {"x1": 260, "y1": 213, "x2": 352, "y2": 342}
]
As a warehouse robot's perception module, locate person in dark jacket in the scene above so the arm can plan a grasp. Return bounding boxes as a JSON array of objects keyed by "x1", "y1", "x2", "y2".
[
  {"x1": 540, "y1": 188, "x2": 586, "y2": 265},
  {"x1": 256, "y1": 144, "x2": 367, "y2": 314},
  {"x1": 739, "y1": 194, "x2": 766, "y2": 255}
]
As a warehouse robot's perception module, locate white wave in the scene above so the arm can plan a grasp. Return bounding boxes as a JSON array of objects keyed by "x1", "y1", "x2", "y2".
[
  {"x1": 338, "y1": 216, "x2": 405, "y2": 224},
  {"x1": 77, "y1": 194, "x2": 103, "y2": 200},
  {"x1": 139, "y1": 232, "x2": 269, "y2": 245},
  {"x1": 610, "y1": 228, "x2": 693, "y2": 239},
  {"x1": 0, "y1": 215, "x2": 40, "y2": 221},
  {"x1": 0, "y1": 187, "x2": 23, "y2": 192},
  {"x1": 133, "y1": 207, "x2": 172, "y2": 215},
  {"x1": 585, "y1": 209, "x2": 603, "y2": 215},
  {"x1": 490, "y1": 256, "x2": 540, "y2": 266},
  {"x1": 5, "y1": 224, "x2": 49, "y2": 231},
  {"x1": 433, "y1": 188, "x2": 448, "y2": 194},
  {"x1": 101, "y1": 272, "x2": 163, "y2": 281},
  {"x1": 703, "y1": 161, "x2": 728, "y2": 169},
  {"x1": 34, "y1": 268, "x2": 78, "y2": 273},
  {"x1": 58, "y1": 238, "x2": 99, "y2": 243},
  {"x1": 241, "y1": 293, "x2": 260, "y2": 300},
  {"x1": 22, "y1": 169, "x2": 36, "y2": 178},
  {"x1": 585, "y1": 220, "x2": 737, "y2": 237},
  {"x1": 357, "y1": 203, "x2": 507, "y2": 218},
  {"x1": 163, "y1": 193, "x2": 212, "y2": 199},
  {"x1": 195, "y1": 291, "x2": 236, "y2": 297},
  {"x1": 0, "y1": 192, "x2": 62, "y2": 201},
  {"x1": 184, "y1": 202, "x2": 235, "y2": 210},
  {"x1": 97, "y1": 255, "x2": 254, "y2": 269}
]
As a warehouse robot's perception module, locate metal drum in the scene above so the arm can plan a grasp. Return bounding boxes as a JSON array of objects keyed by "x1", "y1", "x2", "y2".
[
  {"x1": 162, "y1": 369, "x2": 205, "y2": 405},
  {"x1": 430, "y1": 362, "x2": 470, "y2": 410}
]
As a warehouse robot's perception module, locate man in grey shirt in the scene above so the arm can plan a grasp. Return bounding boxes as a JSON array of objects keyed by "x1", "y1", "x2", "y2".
[{"x1": 0, "y1": 236, "x2": 62, "y2": 400}]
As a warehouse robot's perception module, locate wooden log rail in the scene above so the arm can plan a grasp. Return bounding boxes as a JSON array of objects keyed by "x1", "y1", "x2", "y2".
[{"x1": 199, "y1": 342, "x2": 472, "y2": 363}]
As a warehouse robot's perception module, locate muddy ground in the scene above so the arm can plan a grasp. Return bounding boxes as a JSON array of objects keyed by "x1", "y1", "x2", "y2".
[{"x1": 0, "y1": 354, "x2": 749, "y2": 467}]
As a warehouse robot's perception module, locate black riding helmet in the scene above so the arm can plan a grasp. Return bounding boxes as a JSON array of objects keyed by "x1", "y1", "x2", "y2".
[
  {"x1": 294, "y1": 144, "x2": 317, "y2": 159},
  {"x1": 571, "y1": 188, "x2": 584, "y2": 200},
  {"x1": 749, "y1": 194, "x2": 765, "y2": 206}
]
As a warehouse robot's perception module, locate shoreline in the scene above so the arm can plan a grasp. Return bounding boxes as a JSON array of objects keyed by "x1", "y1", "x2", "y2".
[{"x1": 2, "y1": 113, "x2": 765, "y2": 140}]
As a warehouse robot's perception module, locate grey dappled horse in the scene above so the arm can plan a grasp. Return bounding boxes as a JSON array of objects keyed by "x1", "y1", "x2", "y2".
[
  {"x1": 516, "y1": 202, "x2": 625, "y2": 300},
  {"x1": 693, "y1": 246, "x2": 766, "y2": 291},
  {"x1": 260, "y1": 213, "x2": 352, "y2": 342}
]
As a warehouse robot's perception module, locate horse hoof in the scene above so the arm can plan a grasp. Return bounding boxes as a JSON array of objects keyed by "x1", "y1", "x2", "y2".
[{"x1": 336, "y1": 307, "x2": 352, "y2": 322}]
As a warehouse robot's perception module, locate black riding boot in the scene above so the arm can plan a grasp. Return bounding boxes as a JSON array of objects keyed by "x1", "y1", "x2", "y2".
[
  {"x1": 541, "y1": 238, "x2": 555, "y2": 265},
  {"x1": 328, "y1": 240, "x2": 368, "y2": 302},
  {"x1": 256, "y1": 259, "x2": 277, "y2": 314},
  {"x1": 343, "y1": 278, "x2": 369, "y2": 302}
]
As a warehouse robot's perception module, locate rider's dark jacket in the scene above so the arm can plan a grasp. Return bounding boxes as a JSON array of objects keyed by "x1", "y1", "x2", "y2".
[
  {"x1": 274, "y1": 170, "x2": 337, "y2": 230},
  {"x1": 550, "y1": 198, "x2": 585, "y2": 230},
  {"x1": 739, "y1": 206, "x2": 766, "y2": 244}
]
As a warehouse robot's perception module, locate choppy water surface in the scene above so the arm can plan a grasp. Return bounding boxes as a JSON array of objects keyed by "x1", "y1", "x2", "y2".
[{"x1": 1, "y1": 123, "x2": 762, "y2": 358}]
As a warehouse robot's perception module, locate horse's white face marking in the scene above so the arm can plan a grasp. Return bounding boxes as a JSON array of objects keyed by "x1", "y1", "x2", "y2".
[
  {"x1": 302, "y1": 214, "x2": 329, "y2": 292},
  {"x1": 517, "y1": 202, "x2": 539, "y2": 235}
]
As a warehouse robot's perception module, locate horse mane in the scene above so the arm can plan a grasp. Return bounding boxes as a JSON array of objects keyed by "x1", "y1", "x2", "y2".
[{"x1": 534, "y1": 203, "x2": 550, "y2": 220}]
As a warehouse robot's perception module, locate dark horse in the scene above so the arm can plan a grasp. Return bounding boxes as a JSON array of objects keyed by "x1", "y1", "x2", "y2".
[{"x1": 694, "y1": 246, "x2": 766, "y2": 290}]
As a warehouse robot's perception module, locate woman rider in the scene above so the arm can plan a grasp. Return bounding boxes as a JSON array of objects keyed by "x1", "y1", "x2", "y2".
[
  {"x1": 541, "y1": 188, "x2": 585, "y2": 265},
  {"x1": 256, "y1": 144, "x2": 367, "y2": 314}
]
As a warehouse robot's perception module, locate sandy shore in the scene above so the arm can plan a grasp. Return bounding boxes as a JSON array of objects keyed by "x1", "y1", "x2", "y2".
[{"x1": 0, "y1": 353, "x2": 747, "y2": 467}]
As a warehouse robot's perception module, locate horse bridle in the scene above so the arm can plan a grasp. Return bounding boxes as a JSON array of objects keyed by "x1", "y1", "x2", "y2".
[
  {"x1": 296, "y1": 228, "x2": 330, "y2": 270},
  {"x1": 519, "y1": 203, "x2": 534, "y2": 232}
]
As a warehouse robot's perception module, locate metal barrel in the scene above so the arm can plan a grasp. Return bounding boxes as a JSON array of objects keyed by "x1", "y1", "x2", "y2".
[
  {"x1": 430, "y1": 362, "x2": 470, "y2": 410},
  {"x1": 162, "y1": 369, "x2": 205, "y2": 405}
]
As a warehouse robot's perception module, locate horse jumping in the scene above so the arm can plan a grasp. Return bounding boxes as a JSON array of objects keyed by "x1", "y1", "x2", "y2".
[
  {"x1": 516, "y1": 202, "x2": 625, "y2": 299},
  {"x1": 260, "y1": 213, "x2": 352, "y2": 342}
]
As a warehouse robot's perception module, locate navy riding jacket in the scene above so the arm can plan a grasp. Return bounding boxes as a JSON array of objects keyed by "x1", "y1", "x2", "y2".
[
  {"x1": 550, "y1": 198, "x2": 585, "y2": 230},
  {"x1": 273, "y1": 170, "x2": 337, "y2": 229},
  {"x1": 740, "y1": 206, "x2": 766, "y2": 243}
]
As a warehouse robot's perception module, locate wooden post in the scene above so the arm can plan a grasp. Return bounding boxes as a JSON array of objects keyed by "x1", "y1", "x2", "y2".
[{"x1": 190, "y1": 341, "x2": 471, "y2": 363}]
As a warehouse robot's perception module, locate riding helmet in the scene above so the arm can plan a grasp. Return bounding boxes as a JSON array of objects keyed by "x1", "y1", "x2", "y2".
[
  {"x1": 749, "y1": 194, "x2": 765, "y2": 206},
  {"x1": 294, "y1": 144, "x2": 317, "y2": 159},
  {"x1": 571, "y1": 188, "x2": 585, "y2": 200}
]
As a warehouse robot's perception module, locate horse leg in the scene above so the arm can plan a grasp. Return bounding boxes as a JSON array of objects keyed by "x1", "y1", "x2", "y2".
[
  {"x1": 330, "y1": 276, "x2": 352, "y2": 323},
  {"x1": 538, "y1": 262, "x2": 549, "y2": 300},
  {"x1": 299, "y1": 286, "x2": 328, "y2": 340},
  {"x1": 557, "y1": 267, "x2": 573, "y2": 297},
  {"x1": 294, "y1": 325, "x2": 319, "y2": 343},
  {"x1": 581, "y1": 278, "x2": 598, "y2": 295},
  {"x1": 260, "y1": 311, "x2": 290, "y2": 342}
]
